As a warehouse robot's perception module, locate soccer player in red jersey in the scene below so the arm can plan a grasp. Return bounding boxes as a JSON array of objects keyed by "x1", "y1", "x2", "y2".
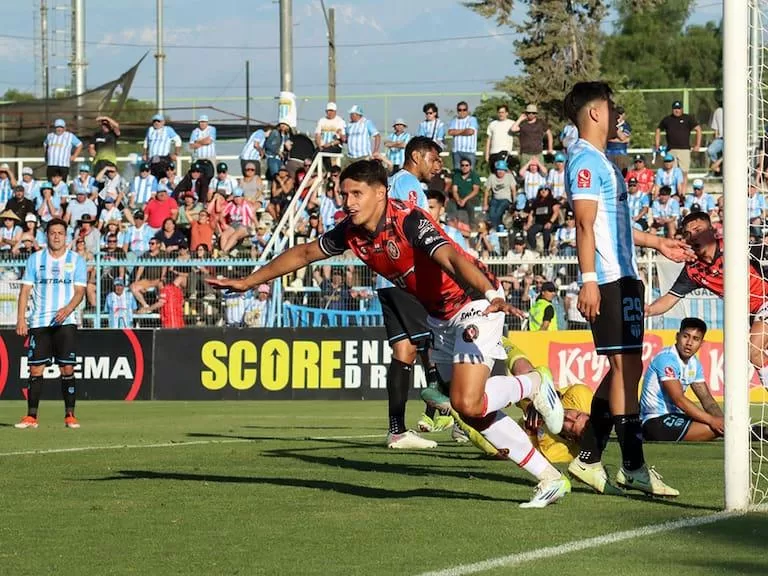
[
  {"x1": 647, "y1": 211, "x2": 768, "y2": 388},
  {"x1": 208, "y1": 160, "x2": 572, "y2": 508}
]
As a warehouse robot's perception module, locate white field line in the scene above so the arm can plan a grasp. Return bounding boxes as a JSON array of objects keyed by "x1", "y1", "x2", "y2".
[
  {"x1": 414, "y1": 507, "x2": 768, "y2": 576},
  {"x1": 0, "y1": 433, "x2": 383, "y2": 457}
]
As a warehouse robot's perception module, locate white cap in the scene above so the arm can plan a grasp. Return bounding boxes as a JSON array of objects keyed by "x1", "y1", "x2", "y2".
[
  {"x1": 392, "y1": 118, "x2": 407, "y2": 127},
  {"x1": 25, "y1": 213, "x2": 37, "y2": 223},
  {"x1": 326, "y1": 102, "x2": 337, "y2": 111},
  {"x1": 692, "y1": 178, "x2": 704, "y2": 189},
  {"x1": 22, "y1": 167, "x2": 33, "y2": 175},
  {"x1": 198, "y1": 114, "x2": 209, "y2": 122},
  {"x1": 0, "y1": 163, "x2": 9, "y2": 172}
]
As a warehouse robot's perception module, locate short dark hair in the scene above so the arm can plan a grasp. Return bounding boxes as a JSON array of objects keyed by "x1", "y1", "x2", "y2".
[
  {"x1": 680, "y1": 210, "x2": 711, "y2": 230},
  {"x1": 46, "y1": 218, "x2": 67, "y2": 234},
  {"x1": 680, "y1": 317, "x2": 707, "y2": 336},
  {"x1": 404, "y1": 136, "x2": 441, "y2": 167},
  {"x1": 497, "y1": 104, "x2": 509, "y2": 113},
  {"x1": 427, "y1": 189, "x2": 446, "y2": 205},
  {"x1": 563, "y1": 81, "x2": 614, "y2": 125},
  {"x1": 423, "y1": 102, "x2": 438, "y2": 115},
  {"x1": 329, "y1": 165, "x2": 342, "y2": 175},
  {"x1": 457, "y1": 100, "x2": 468, "y2": 109},
  {"x1": 339, "y1": 159, "x2": 388, "y2": 189}
]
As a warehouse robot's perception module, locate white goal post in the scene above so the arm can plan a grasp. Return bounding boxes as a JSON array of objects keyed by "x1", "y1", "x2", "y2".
[{"x1": 723, "y1": 0, "x2": 752, "y2": 511}]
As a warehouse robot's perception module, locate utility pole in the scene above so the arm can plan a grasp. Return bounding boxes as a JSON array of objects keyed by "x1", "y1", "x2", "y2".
[
  {"x1": 155, "y1": 0, "x2": 165, "y2": 114},
  {"x1": 71, "y1": 0, "x2": 86, "y2": 125},
  {"x1": 328, "y1": 8, "x2": 336, "y2": 103},
  {"x1": 245, "y1": 60, "x2": 251, "y2": 136},
  {"x1": 41, "y1": 0, "x2": 50, "y2": 126},
  {"x1": 279, "y1": 0, "x2": 293, "y2": 92}
]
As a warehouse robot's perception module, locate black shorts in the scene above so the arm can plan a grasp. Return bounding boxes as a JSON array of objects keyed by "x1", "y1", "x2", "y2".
[
  {"x1": 590, "y1": 276, "x2": 645, "y2": 355},
  {"x1": 377, "y1": 287, "x2": 431, "y2": 348},
  {"x1": 27, "y1": 325, "x2": 78, "y2": 366},
  {"x1": 642, "y1": 414, "x2": 693, "y2": 442}
]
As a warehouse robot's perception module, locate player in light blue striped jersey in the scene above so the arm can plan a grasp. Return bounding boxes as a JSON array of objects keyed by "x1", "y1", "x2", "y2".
[
  {"x1": 14, "y1": 218, "x2": 87, "y2": 430},
  {"x1": 640, "y1": 317, "x2": 723, "y2": 442},
  {"x1": 189, "y1": 115, "x2": 217, "y2": 179},
  {"x1": 448, "y1": 101, "x2": 479, "y2": 170},
  {"x1": 384, "y1": 119, "x2": 411, "y2": 173},
  {"x1": 563, "y1": 81, "x2": 693, "y2": 498},
  {"x1": 44, "y1": 119, "x2": 83, "y2": 181}
]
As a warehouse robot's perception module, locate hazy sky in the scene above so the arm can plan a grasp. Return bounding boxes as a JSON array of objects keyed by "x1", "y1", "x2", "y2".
[{"x1": 0, "y1": 0, "x2": 723, "y2": 133}]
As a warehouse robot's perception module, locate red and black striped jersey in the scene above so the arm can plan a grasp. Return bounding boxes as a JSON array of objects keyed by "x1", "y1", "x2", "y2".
[{"x1": 318, "y1": 199, "x2": 498, "y2": 320}]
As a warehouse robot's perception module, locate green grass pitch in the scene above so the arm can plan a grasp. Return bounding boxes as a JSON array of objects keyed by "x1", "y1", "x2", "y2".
[{"x1": 0, "y1": 400, "x2": 765, "y2": 576}]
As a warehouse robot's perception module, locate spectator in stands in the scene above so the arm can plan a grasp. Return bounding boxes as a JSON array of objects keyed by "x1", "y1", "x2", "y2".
[
  {"x1": 345, "y1": 105, "x2": 380, "y2": 161},
  {"x1": 189, "y1": 244, "x2": 216, "y2": 299},
  {"x1": 559, "y1": 120, "x2": 579, "y2": 153},
  {"x1": 122, "y1": 210, "x2": 153, "y2": 257},
  {"x1": 451, "y1": 158, "x2": 481, "y2": 228},
  {"x1": 448, "y1": 101, "x2": 479, "y2": 170},
  {"x1": 162, "y1": 162, "x2": 182, "y2": 194},
  {"x1": 143, "y1": 114, "x2": 181, "y2": 180},
  {"x1": 20, "y1": 167, "x2": 39, "y2": 200},
  {"x1": 650, "y1": 186, "x2": 681, "y2": 238},
  {"x1": 483, "y1": 160, "x2": 516, "y2": 230},
  {"x1": 95, "y1": 164, "x2": 126, "y2": 206},
  {"x1": 417, "y1": 102, "x2": 446, "y2": 150},
  {"x1": 547, "y1": 152, "x2": 567, "y2": 204},
  {"x1": 264, "y1": 123, "x2": 292, "y2": 181},
  {"x1": 296, "y1": 210, "x2": 324, "y2": 241},
  {"x1": 0, "y1": 164, "x2": 16, "y2": 209},
  {"x1": 606, "y1": 105, "x2": 631, "y2": 174},
  {"x1": 88, "y1": 116, "x2": 120, "y2": 173},
  {"x1": 512, "y1": 104, "x2": 553, "y2": 165},
  {"x1": 653, "y1": 153, "x2": 685, "y2": 198},
  {"x1": 100, "y1": 220, "x2": 122, "y2": 249},
  {"x1": 684, "y1": 178, "x2": 717, "y2": 218},
  {"x1": 189, "y1": 114, "x2": 217, "y2": 179},
  {"x1": 12, "y1": 213, "x2": 41, "y2": 256},
  {"x1": 384, "y1": 119, "x2": 410, "y2": 173},
  {"x1": 208, "y1": 162, "x2": 237, "y2": 198},
  {"x1": 269, "y1": 166, "x2": 294, "y2": 221},
  {"x1": 129, "y1": 162, "x2": 158, "y2": 209},
  {"x1": 35, "y1": 181, "x2": 62, "y2": 224},
  {"x1": 97, "y1": 197, "x2": 122, "y2": 230},
  {"x1": 749, "y1": 182, "x2": 767, "y2": 238},
  {"x1": 708, "y1": 99, "x2": 723, "y2": 176},
  {"x1": 131, "y1": 238, "x2": 166, "y2": 310},
  {"x1": 144, "y1": 184, "x2": 178, "y2": 234},
  {"x1": 519, "y1": 157, "x2": 548, "y2": 202},
  {"x1": 241, "y1": 127, "x2": 266, "y2": 176},
  {"x1": 564, "y1": 279, "x2": 588, "y2": 330},
  {"x1": 49, "y1": 173, "x2": 69, "y2": 209},
  {"x1": 6, "y1": 185, "x2": 35, "y2": 222},
  {"x1": 627, "y1": 177, "x2": 651, "y2": 231},
  {"x1": 190, "y1": 208, "x2": 215, "y2": 253},
  {"x1": 314, "y1": 102, "x2": 346, "y2": 171},
  {"x1": 473, "y1": 220, "x2": 500, "y2": 258},
  {"x1": 104, "y1": 278, "x2": 136, "y2": 328},
  {"x1": 144, "y1": 275, "x2": 185, "y2": 327},
  {"x1": 44, "y1": 118, "x2": 83, "y2": 181},
  {"x1": 74, "y1": 213, "x2": 101, "y2": 255},
  {"x1": 174, "y1": 162, "x2": 210, "y2": 203},
  {"x1": 322, "y1": 268, "x2": 354, "y2": 311},
  {"x1": 511, "y1": 192, "x2": 531, "y2": 232},
  {"x1": 528, "y1": 281, "x2": 558, "y2": 331},
  {"x1": 554, "y1": 209, "x2": 577, "y2": 256},
  {"x1": 320, "y1": 167, "x2": 344, "y2": 232},
  {"x1": 176, "y1": 192, "x2": 204, "y2": 233},
  {"x1": 65, "y1": 189, "x2": 97, "y2": 230},
  {"x1": 207, "y1": 188, "x2": 229, "y2": 235},
  {"x1": 655, "y1": 100, "x2": 701, "y2": 192},
  {"x1": 625, "y1": 155, "x2": 655, "y2": 195},
  {"x1": 100, "y1": 232, "x2": 126, "y2": 292},
  {"x1": 73, "y1": 236, "x2": 97, "y2": 306},
  {"x1": 251, "y1": 219, "x2": 271, "y2": 258},
  {"x1": 507, "y1": 229, "x2": 539, "y2": 262},
  {"x1": 219, "y1": 189, "x2": 256, "y2": 254},
  {"x1": 223, "y1": 287, "x2": 257, "y2": 327},
  {"x1": 485, "y1": 104, "x2": 515, "y2": 169},
  {"x1": 71, "y1": 164, "x2": 97, "y2": 199},
  {"x1": 525, "y1": 184, "x2": 560, "y2": 254},
  {"x1": 240, "y1": 162, "x2": 264, "y2": 211},
  {"x1": 251, "y1": 284, "x2": 272, "y2": 328},
  {"x1": 0, "y1": 210, "x2": 21, "y2": 253},
  {"x1": 154, "y1": 217, "x2": 186, "y2": 253}
]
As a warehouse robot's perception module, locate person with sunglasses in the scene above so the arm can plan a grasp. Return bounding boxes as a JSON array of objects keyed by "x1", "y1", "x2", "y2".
[
  {"x1": 416, "y1": 102, "x2": 445, "y2": 150},
  {"x1": 448, "y1": 101, "x2": 479, "y2": 171},
  {"x1": 142, "y1": 114, "x2": 181, "y2": 180},
  {"x1": 511, "y1": 104, "x2": 554, "y2": 166},
  {"x1": 451, "y1": 159, "x2": 481, "y2": 229}
]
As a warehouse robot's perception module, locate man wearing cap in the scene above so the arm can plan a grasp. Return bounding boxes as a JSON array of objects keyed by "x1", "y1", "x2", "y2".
[
  {"x1": 163, "y1": 161, "x2": 182, "y2": 192},
  {"x1": 98, "y1": 196, "x2": 122, "y2": 230},
  {"x1": 683, "y1": 179, "x2": 716, "y2": 218},
  {"x1": 512, "y1": 104, "x2": 554, "y2": 166},
  {"x1": 208, "y1": 162, "x2": 237, "y2": 198},
  {"x1": 653, "y1": 152, "x2": 685, "y2": 198},
  {"x1": 485, "y1": 104, "x2": 515, "y2": 169},
  {"x1": 650, "y1": 186, "x2": 681, "y2": 238},
  {"x1": 655, "y1": 101, "x2": 701, "y2": 191},
  {"x1": 625, "y1": 155, "x2": 655, "y2": 194},
  {"x1": 189, "y1": 115, "x2": 217, "y2": 179},
  {"x1": 75, "y1": 213, "x2": 101, "y2": 255},
  {"x1": 448, "y1": 101, "x2": 480, "y2": 171},
  {"x1": 555, "y1": 209, "x2": 577, "y2": 256},
  {"x1": 129, "y1": 162, "x2": 159, "y2": 208},
  {"x1": 71, "y1": 164, "x2": 97, "y2": 199},
  {"x1": 483, "y1": 160, "x2": 516, "y2": 229},
  {"x1": 627, "y1": 177, "x2": 651, "y2": 231},
  {"x1": 44, "y1": 118, "x2": 83, "y2": 181},
  {"x1": 605, "y1": 105, "x2": 631, "y2": 173},
  {"x1": 384, "y1": 119, "x2": 411, "y2": 173},
  {"x1": 344, "y1": 105, "x2": 380, "y2": 162},
  {"x1": 104, "y1": 278, "x2": 137, "y2": 329},
  {"x1": 89, "y1": 116, "x2": 120, "y2": 174},
  {"x1": 0, "y1": 163, "x2": 17, "y2": 210},
  {"x1": 528, "y1": 281, "x2": 558, "y2": 331},
  {"x1": 122, "y1": 210, "x2": 153, "y2": 256},
  {"x1": 6, "y1": 185, "x2": 36, "y2": 222},
  {"x1": 547, "y1": 152, "x2": 567, "y2": 203},
  {"x1": 20, "y1": 167, "x2": 40, "y2": 200},
  {"x1": 142, "y1": 114, "x2": 182, "y2": 180},
  {"x1": 64, "y1": 186, "x2": 98, "y2": 230},
  {"x1": 314, "y1": 102, "x2": 346, "y2": 171},
  {"x1": 240, "y1": 126, "x2": 266, "y2": 177}
]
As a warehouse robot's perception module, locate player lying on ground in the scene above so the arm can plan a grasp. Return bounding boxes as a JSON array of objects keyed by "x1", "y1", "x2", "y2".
[
  {"x1": 640, "y1": 317, "x2": 724, "y2": 442},
  {"x1": 208, "y1": 159, "x2": 570, "y2": 508},
  {"x1": 646, "y1": 210, "x2": 768, "y2": 389}
]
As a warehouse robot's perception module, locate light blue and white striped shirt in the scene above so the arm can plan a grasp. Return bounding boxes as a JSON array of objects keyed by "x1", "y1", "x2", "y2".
[
  {"x1": 449, "y1": 116, "x2": 479, "y2": 153},
  {"x1": 651, "y1": 197, "x2": 681, "y2": 220},
  {"x1": 566, "y1": 138, "x2": 638, "y2": 285},
  {"x1": 44, "y1": 131, "x2": 82, "y2": 168},
  {"x1": 144, "y1": 125, "x2": 181, "y2": 158},
  {"x1": 223, "y1": 289, "x2": 257, "y2": 327},
  {"x1": 628, "y1": 191, "x2": 650, "y2": 224},
  {"x1": 320, "y1": 194, "x2": 343, "y2": 231},
  {"x1": 71, "y1": 176, "x2": 97, "y2": 197},
  {"x1": 748, "y1": 192, "x2": 766, "y2": 219},
  {"x1": 523, "y1": 171, "x2": 547, "y2": 201},
  {"x1": 546, "y1": 168, "x2": 566, "y2": 199},
  {"x1": 131, "y1": 174, "x2": 158, "y2": 205},
  {"x1": 21, "y1": 179, "x2": 40, "y2": 200},
  {"x1": 22, "y1": 248, "x2": 87, "y2": 328},
  {"x1": 190, "y1": 125, "x2": 217, "y2": 160},
  {"x1": 417, "y1": 119, "x2": 446, "y2": 149},
  {"x1": 240, "y1": 129, "x2": 266, "y2": 161},
  {"x1": 560, "y1": 124, "x2": 579, "y2": 151},
  {"x1": 209, "y1": 176, "x2": 237, "y2": 196},
  {"x1": 640, "y1": 345, "x2": 705, "y2": 424},
  {"x1": 121, "y1": 224, "x2": 154, "y2": 254},
  {"x1": 346, "y1": 117, "x2": 379, "y2": 159},
  {"x1": 685, "y1": 192, "x2": 716, "y2": 213},
  {"x1": 444, "y1": 224, "x2": 468, "y2": 251},
  {"x1": 105, "y1": 290, "x2": 137, "y2": 328},
  {"x1": 386, "y1": 132, "x2": 411, "y2": 167},
  {"x1": 0, "y1": 225, "x2": 21, "y2": 250},
  {"x1": 0, "y1": 178, "x2": 12, "y2": 206}
]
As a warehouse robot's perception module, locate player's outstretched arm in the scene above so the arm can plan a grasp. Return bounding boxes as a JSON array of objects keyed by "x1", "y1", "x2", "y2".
[
  {"x1": 632, "y1": 228, "x2": 694, "y2": 263},
  {"x1": 206, "y1": 241, "x2": 326, "y2": 292},
  {"x1": 645, "y1": 293, "x2": 680, "y2": 317}
]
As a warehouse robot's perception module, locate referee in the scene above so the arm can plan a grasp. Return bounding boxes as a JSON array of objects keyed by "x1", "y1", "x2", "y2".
[{"x1": 14, "y1": 218, "x2": 87, "y2": 429}]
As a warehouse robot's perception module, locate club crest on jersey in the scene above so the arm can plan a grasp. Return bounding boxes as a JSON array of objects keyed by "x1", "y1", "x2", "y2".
[
  {"x1": 577, "y1": 169, "x2": 591, "y2": 188},
  {"x1": 664, "y1": 366, "x2": 676, "y2": 378},
  {"x1": 386, "y1": 240, "x2": 400, "y2": 260},
  {"x1": 462, "y1": 324, "x2": 479, "y2": 343}
]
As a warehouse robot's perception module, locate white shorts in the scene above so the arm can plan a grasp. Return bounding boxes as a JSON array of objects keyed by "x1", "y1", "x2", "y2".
[{"x1": 428, "y1": 299, "x2": 507, "y2": 382}]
